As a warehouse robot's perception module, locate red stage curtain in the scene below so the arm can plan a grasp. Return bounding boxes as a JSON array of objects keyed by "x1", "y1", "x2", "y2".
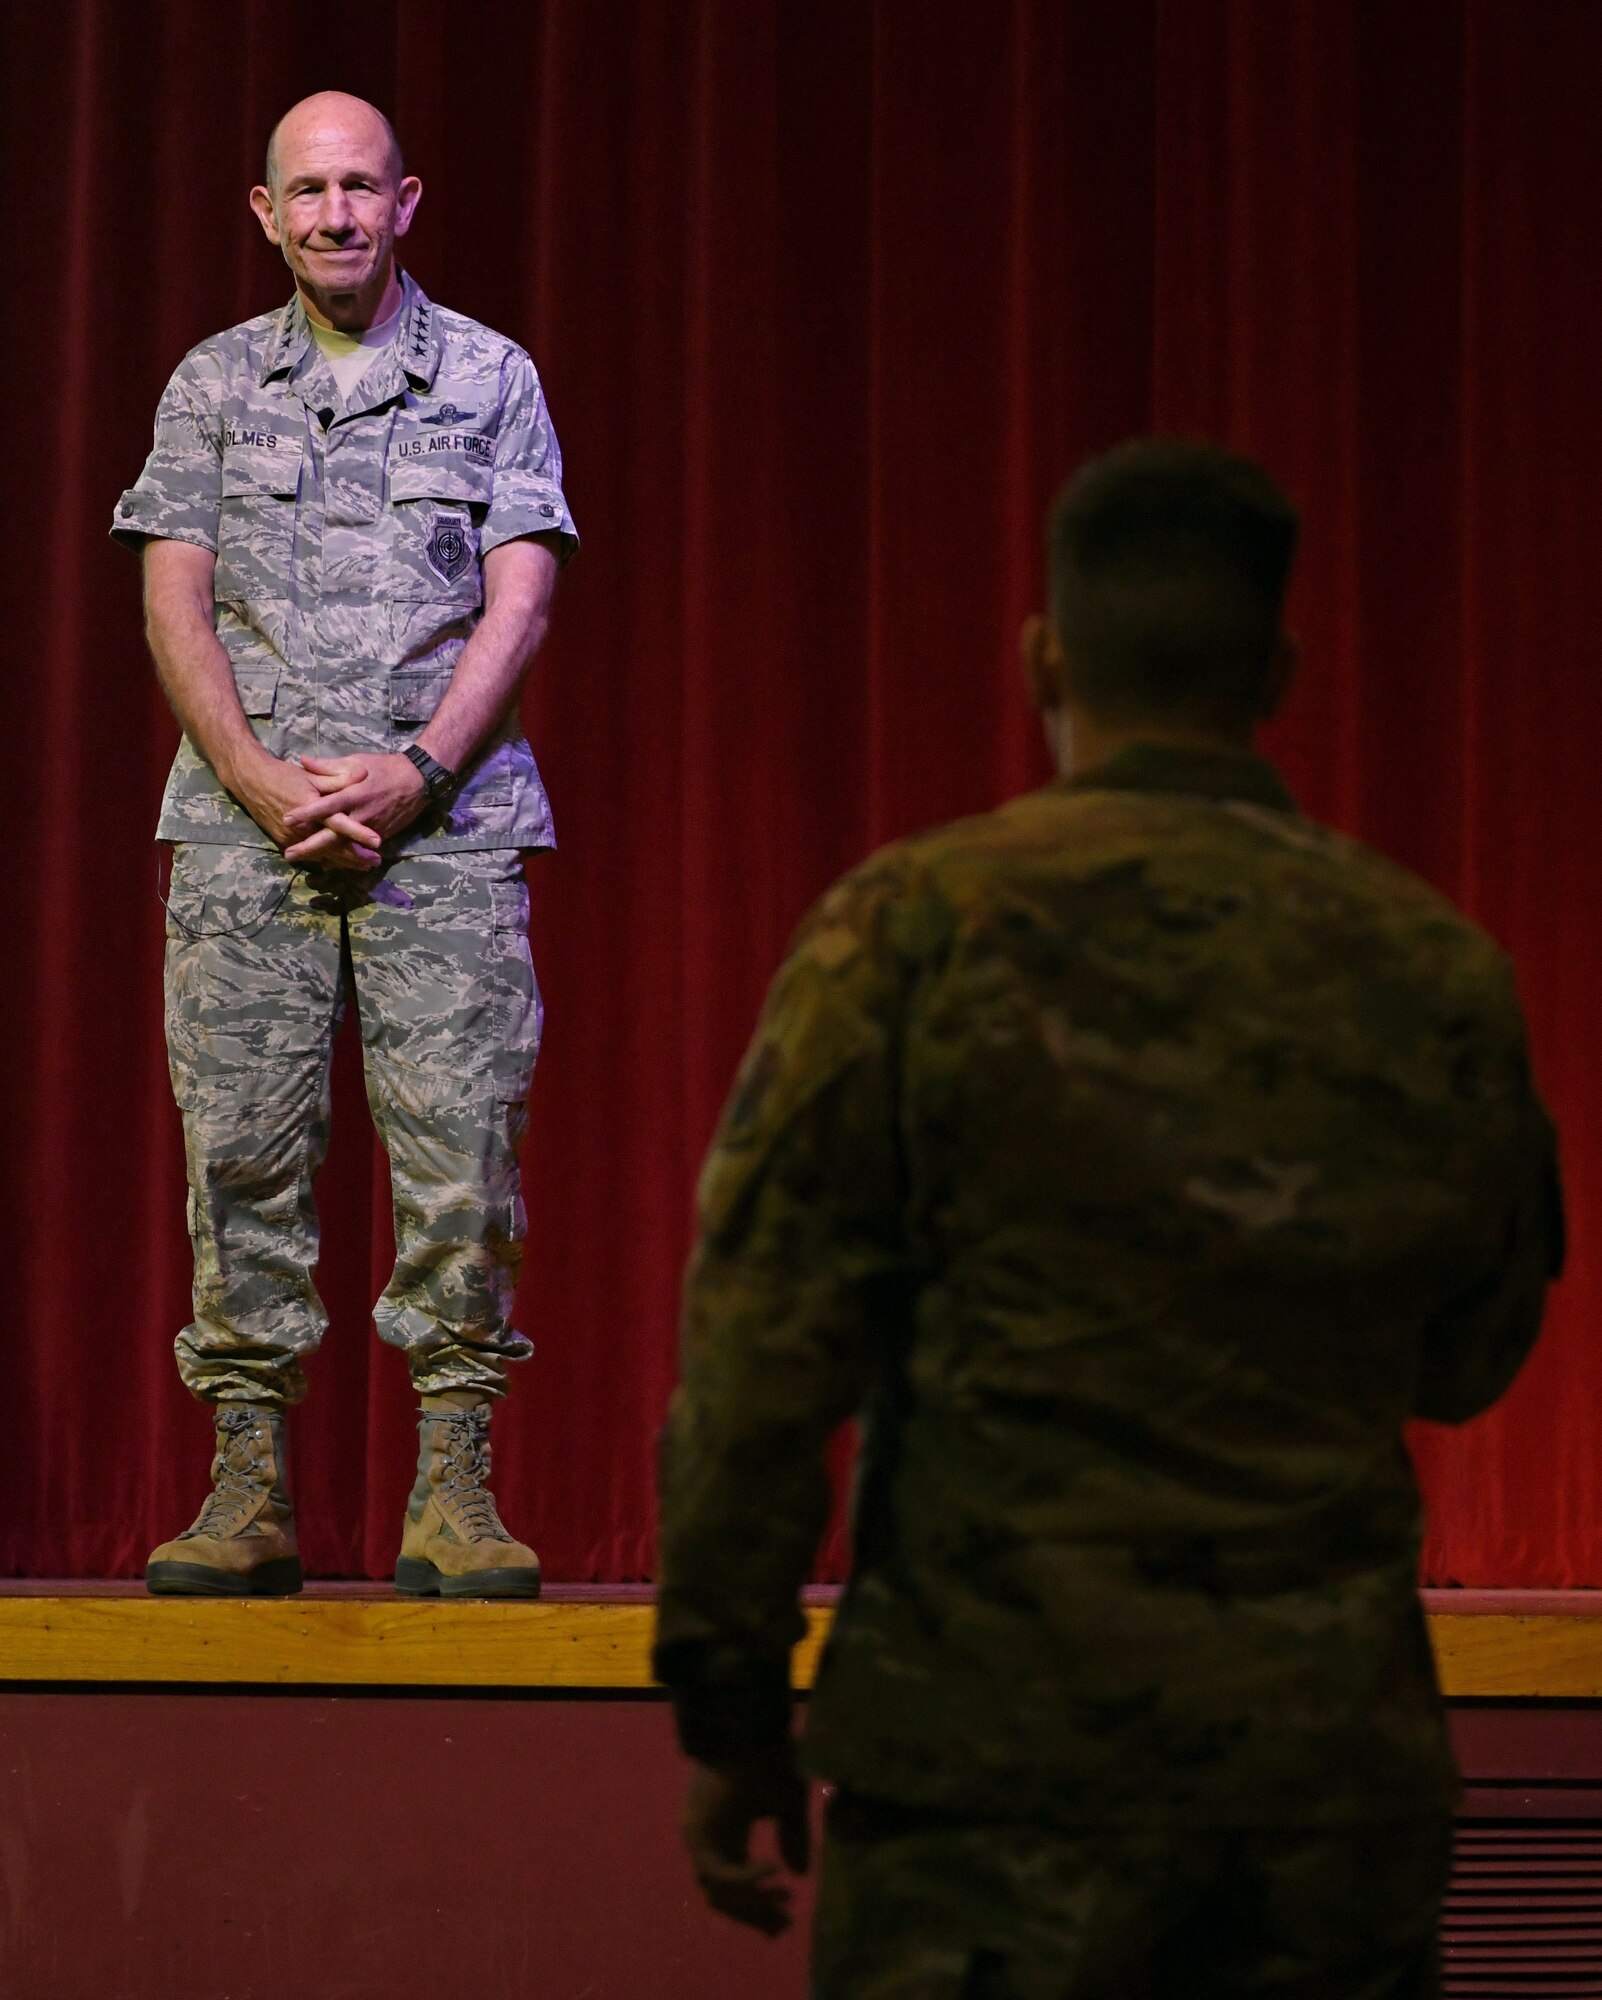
[{"x1": 2, "y1": 0, "x2": 1596, "y2": 1581}]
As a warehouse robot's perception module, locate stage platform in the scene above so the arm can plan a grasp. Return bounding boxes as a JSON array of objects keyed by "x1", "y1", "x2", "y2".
[
  {"x1": 0, "y1": 1582, "x2": 1599, "y2": 1691},
  {"x1": 4, "y1": 1589, "x2": 1602, "y2": 1998},
  {"x1": 0, "y1": 1580, "x2": 833, "y2": 1688},
  {"x1": 0, "y1": 1581, "x2": 841, "y2": 2000}
]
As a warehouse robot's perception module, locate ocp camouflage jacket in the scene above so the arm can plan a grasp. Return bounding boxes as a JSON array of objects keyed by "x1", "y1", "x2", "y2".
[{"x1": 655, "y1": 744, "x2": 1563, "y2": 1829}]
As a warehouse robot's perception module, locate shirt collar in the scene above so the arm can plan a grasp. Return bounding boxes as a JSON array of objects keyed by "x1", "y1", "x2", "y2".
[
  {"x1": 1062, "y1": 742, "x2": 1299, "y2": 813},
  {"x1": 258, "y1": 270, "x2": 443, "y2": 393}
]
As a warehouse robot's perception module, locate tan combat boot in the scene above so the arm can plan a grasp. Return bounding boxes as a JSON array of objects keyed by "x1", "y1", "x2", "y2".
[
  {"x1": 394, "y1": 1392, "x2": 541, "y2": 1599},
  {"x1": 146, "y1": 1403, "x2": 302, "y2": 1597}
]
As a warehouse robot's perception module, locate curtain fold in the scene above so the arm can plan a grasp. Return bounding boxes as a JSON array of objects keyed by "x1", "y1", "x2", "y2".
[{"x1": 2, "y1": 0, "x2": 1595, "y2": 1580}]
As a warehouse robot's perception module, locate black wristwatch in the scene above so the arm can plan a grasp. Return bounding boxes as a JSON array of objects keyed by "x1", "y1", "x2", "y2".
[{"x1": 403, "y1": 743, "x2": 460, "y2": 807}]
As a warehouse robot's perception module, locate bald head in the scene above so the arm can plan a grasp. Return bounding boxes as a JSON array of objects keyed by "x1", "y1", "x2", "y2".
[
  {"x1": 265, "y1": 92, "x2": 403, "y2": 194},
  {"x1": 250, "y1": 91, "x2": 421, "y2": 332}
]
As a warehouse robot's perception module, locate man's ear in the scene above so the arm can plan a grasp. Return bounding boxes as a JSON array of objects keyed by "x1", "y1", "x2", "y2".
[
  {"x1": 1261, "y1": 631, "x2": 1300, "y2": 719},
  {"x1": 393, "y1": 176, "x2": 423, "y2": 239},
  {"x1": 248, "y1": 185, "x2": 281, "y2": 246},
  {"x1": 1020, "y1": 614, "x2": 1066, "y2": 716}
]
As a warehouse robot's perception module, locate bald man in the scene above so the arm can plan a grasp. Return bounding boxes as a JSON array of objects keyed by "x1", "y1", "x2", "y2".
[{"x1": 112, "y1": 93, "x2": 577, "y2": 1597}]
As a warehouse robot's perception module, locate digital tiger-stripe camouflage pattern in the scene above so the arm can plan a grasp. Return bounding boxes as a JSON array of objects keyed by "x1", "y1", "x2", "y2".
[
  {"x1": 111, "y1": 271, "x2": 575, "y2": 852},
  {"x1": 164, "y1": 842, "x2": 541, "y2": 1403}
]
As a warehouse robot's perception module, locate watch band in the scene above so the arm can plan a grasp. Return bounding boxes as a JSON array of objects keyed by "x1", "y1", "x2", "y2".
[{"x1": 403, "y1": 743, "x2": 460, "y2": 806}]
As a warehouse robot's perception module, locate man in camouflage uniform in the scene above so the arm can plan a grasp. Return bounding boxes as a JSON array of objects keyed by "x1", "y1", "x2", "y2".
[
  {"x1": 112, "y1": 92, "x2": 575, "y2": 1598},
  {"x1": 653, "y1": 441, "x2": 1564, "y2": 1996}
]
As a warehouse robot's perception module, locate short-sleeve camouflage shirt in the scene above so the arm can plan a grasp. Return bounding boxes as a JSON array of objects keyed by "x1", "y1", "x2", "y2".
[{"x1": 111, "y1": 273, "x2": 576, "y2": 850}]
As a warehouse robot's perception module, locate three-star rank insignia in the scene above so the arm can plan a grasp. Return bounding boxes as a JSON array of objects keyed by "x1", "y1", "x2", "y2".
[{"x1": 425, "y1": 515, "x2": 473, "y2": 584}]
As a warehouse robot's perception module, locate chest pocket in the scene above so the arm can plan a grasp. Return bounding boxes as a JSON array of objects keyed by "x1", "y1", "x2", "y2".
[
  {"x1": 389, "y1": 454, "x2": 493, "y2": 604},
  {"x1": 217, "y1": 438, "x2": 304, "y2": 600}
]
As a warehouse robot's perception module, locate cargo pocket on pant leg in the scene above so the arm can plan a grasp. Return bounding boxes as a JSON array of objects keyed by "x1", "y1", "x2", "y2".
[
  {"x1": 489, "y1": 872, "x2": 542, "y2": 1107},
  {"x1": 162, "y1": 843, "x2": 294, "y2": 947},
  {"x1": 162, "y1": 846, "x2": 297, "y2": 1110}
]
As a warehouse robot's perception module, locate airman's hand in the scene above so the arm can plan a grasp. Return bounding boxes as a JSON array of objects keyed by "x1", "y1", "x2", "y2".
[
  {"x1": 225, "y1": 747, "x2": 381, "y2": 870},
  {"x1": 681, "y1": 1743, "x2": 811, "y2": 1936},
  {"x1": 281, "y1": 752, "x2": 429, "y2": 863}
]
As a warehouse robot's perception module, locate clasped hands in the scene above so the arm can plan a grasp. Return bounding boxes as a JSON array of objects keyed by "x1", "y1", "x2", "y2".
[{"x1": 233, "y1": 748, "x2": 431, "y2": 871}]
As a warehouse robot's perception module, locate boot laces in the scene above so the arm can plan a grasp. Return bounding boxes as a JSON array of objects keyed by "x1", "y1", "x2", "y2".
[
  {"x1": 186, "y1": 1407, "x2": 272, "y2": 1539},
  {"x1": 432, "y1": 1407, "x2": 512, "y2": 1542}
]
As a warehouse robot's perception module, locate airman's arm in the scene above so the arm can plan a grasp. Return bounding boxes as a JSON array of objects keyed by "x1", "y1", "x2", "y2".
[
  {"x1": 416, "y1": 534, "x2": 559, "y2": 771},
  {"x1": 141, "y1": 541, "x2": 379, "y2": 868},
  {"x1": 653, "y1": 864, "x2": 915, "y2": 1766},
  {"x1": 1413, "y1": 1096, "x2": 1564, "y2": 1424}
]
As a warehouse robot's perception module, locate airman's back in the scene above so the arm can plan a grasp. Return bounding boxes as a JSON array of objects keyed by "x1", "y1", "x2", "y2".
[{"x1": 803, "y1": 743, "x2": 1559, "y2": 1827}]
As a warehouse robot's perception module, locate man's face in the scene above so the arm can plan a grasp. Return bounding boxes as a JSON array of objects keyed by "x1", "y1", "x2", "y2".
[{"x1": 249, "y1": 101, "x2": 421, "y2": 311}]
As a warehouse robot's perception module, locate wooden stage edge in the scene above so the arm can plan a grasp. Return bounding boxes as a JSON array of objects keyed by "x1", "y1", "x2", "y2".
[{"x1": 1, "y1": 1586, "x2": 1601, "y2": 1695}]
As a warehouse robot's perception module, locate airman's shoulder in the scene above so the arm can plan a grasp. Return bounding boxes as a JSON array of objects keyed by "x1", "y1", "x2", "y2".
[
  {"x1": 1330, "y1": 826, "x2": 1522, "y2": 1005},
  {"x1": 784, "y1": 799, "x2": 1050, "y2": 977},
  {"x1": 431, "y1": 304, "x2": 539, "y2": 380},
  {"x1": 783, "y1": 843, "x2": 930, "y2": 983},
  {"x1": 164, "y1": 310, "x2": 284, "y2": 395}
]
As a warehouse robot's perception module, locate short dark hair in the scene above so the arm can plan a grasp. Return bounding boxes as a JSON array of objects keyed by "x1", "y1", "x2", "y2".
[{"x1": 1047, "y1": 439, "x2": 1299, "y2": 725}]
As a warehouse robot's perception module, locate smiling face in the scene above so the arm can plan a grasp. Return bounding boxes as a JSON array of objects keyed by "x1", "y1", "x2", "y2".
[{"x1": 249, "y1": 93, "x2": 421, "y2": 329}]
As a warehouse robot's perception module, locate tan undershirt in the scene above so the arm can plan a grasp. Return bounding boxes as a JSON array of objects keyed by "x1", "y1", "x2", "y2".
[{"x1": 307, "y1": 298, "x2": 406, "y2": 400}]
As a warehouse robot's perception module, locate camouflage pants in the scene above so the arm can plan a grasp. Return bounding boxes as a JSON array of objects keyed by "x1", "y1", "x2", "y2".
[
  {"x1": 163, "y1": 842, "x2": 542, "y2": 1405},
  {"x1": 813, "y1": 1794, "x2": 1452, "y2": 2000}
]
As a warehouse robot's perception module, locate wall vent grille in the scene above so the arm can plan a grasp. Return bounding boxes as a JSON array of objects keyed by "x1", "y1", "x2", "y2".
[{"x1": 1443, "y1": 1819, "x2": 1602, "y2": 1995}]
